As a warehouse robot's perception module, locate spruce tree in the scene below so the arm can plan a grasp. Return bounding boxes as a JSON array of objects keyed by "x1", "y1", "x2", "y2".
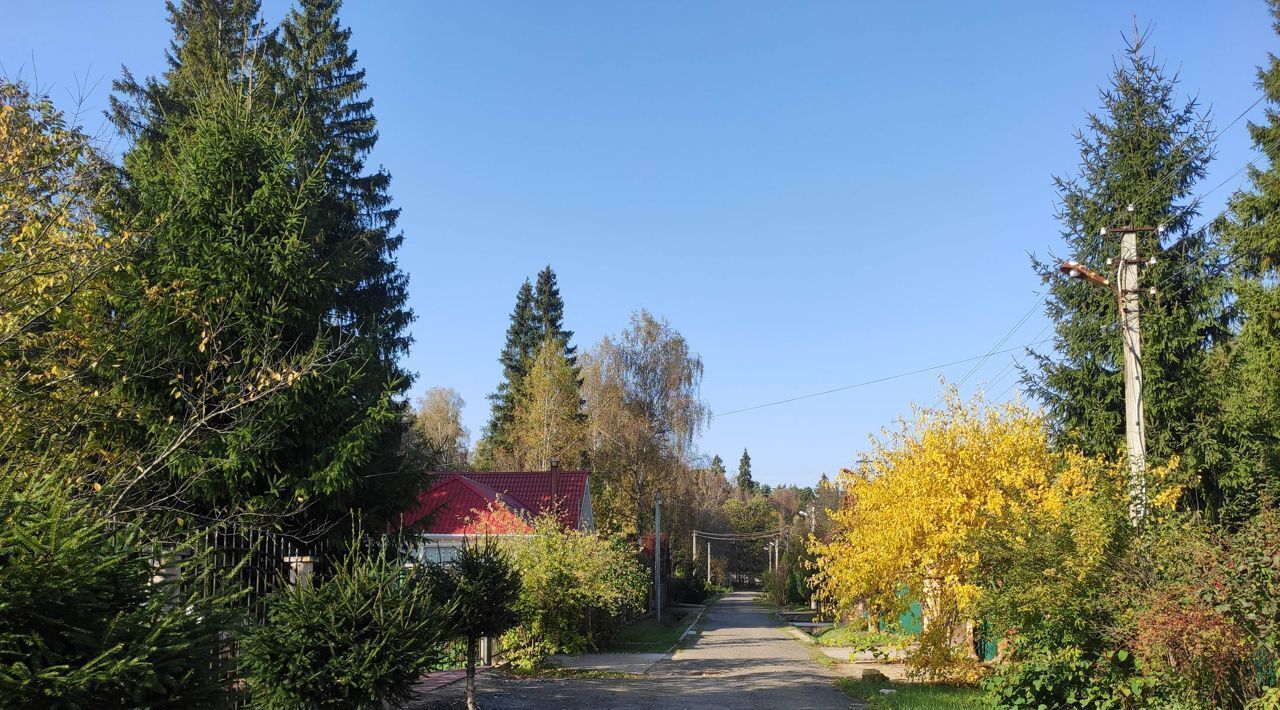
[
  {"x1": 1027, "y1": 29, "x2": 1231, "y2": 512},
  {"x1": 103, "y1": 0, "x2": 416, "y2": 529},
  {"x1": 479, "y1": 267, "x2": 580, "y2": 468},
  {"x1": 1218, "y1": 0, "x2": 1280, "y2": 508},
  {"x1": 532, "y1": 265, "x2": 577, "y2": 368},
  {"x1": 737, "y1": 448, "x2": 755, "y2": 493},
  {"x1": 276, "y1": 0, "x2": 412, "y2": 366},
  {"x1": 710, "y1": 455, "x2": 728, "y2": 481},
  {"x1": 110, "y1": 0, "x2": 268, "y2": 143},
  {"x1": 478, "y1": 280, "x2": 538, "y2": 468}
]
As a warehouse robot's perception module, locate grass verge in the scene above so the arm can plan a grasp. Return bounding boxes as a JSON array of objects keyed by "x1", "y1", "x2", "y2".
[
  {"x1": 835, "y1": 678, "x2": 985, "y2": 709},
  {"x1": 604, "y1": 611, "x2": 696, "y2": 653}
]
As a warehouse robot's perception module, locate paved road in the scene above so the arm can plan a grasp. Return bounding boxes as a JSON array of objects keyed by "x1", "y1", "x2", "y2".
[{"x1": 415, "y1": 591, "x2": 857, "y2": 709}]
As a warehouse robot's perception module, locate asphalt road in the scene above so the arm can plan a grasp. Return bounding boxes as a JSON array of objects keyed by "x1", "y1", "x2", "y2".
[{"x1": 414, "y1": 591, "x2": 858, "y2": 709}]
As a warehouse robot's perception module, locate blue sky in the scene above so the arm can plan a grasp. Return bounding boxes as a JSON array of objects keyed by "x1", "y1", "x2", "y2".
[{"x1": 3, "y1": 2, "x2": 1272, "y2": 488}]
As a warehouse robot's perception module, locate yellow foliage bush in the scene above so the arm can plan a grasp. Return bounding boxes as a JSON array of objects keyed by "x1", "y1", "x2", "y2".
[{"x1": 807, "y1": 390, "x2": 1171, "y2": 680}]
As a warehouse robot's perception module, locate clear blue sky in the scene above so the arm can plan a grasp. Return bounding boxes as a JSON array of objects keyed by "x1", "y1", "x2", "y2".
[{"x1": 3, "y1": 2, "x2": 1272, "y2": 488}]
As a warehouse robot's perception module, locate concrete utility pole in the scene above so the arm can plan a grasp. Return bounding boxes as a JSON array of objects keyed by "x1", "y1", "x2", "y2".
[
  {"x1": 1059, "y1": 221, "x2": 1152, "y2": 527},
  {"x1": 706, "y1": 541, "x2": 711, "y2": 582},
  {"x1": 654, "y1": 493, "x2": 662, "y2": 621},
  {"x1": 799, "y1": 507, "x2": 816, "y2": 536}
]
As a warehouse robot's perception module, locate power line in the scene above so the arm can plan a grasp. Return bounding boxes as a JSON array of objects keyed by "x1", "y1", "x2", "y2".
[
  {"x1": 715, "y1": 338, "x2": 1052, "y2": 418},
  {"x1": 928, "y1": 295, "x2": 1047, "y2": 411},
  {"x1": 982, "y1": 320, "x2": 1053, "y2": 399},
  {"x1": 954, "y1": 296, "x2": 1042, "y2": 390},
  {"x1": 1135, "y1": 94, "x2": 1265, "y2": 214},
  {"x1": 990, "y1": 357, "x2": 1028, "y2": 403},
  {"x1": 692, "y1": 529, "x2": 779, "y2": 540},
  {"x1": 1082, "y1": 93, "x2": 1266, "y2": 256}
]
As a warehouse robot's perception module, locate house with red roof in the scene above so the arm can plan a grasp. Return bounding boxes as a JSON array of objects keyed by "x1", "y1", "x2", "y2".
[{"x1": 400, "y1": 462, "x2": 594, "y2": 561}]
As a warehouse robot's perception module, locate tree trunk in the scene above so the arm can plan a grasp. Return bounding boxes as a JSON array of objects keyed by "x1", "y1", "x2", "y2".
[{"x1": 466, "y1": 635, "x2": 478, "y2": 710}]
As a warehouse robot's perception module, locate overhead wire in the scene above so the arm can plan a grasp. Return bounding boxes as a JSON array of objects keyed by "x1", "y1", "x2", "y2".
[
  {"x1": 982, "y1": 320, "x2": 1054, "y2": 400},
  {"x1": 926, "y1": 294, "x2": 1047, "y2": 411},
  {"x1": 715, "y1": 338, "x2": 1053, "y2": 418},
  {"x1": 692, "y1": 529, "x2": 779, "y2": 540},
  {"x1": 1079, "y1": 93, "x2": 1265, "y2": 257},
  {"x1": 713, "y1": 99, "x2": 1269, "y2": 421}
]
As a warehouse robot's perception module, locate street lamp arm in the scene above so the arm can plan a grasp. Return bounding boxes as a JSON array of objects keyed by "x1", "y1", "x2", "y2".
[{"x1": 1059, "y1": 259, "x2": 1113, "y2": 290}]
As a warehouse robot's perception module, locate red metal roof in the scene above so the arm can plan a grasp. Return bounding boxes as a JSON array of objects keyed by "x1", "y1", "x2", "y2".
[{"x1": 401, "y1": 470, "x2": 589, "y2": 534}]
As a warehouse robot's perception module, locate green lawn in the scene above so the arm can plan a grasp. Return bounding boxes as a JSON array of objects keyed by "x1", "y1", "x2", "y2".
[
  {"x1": 835, "y1": 678, "x2": 985, "y2": 709},
  {"x1": 814, "y1": 625, "x2": 909, "y2": 649},
  {"x1": 604, "y1": 611, "x2": 697, "y2": 653}
]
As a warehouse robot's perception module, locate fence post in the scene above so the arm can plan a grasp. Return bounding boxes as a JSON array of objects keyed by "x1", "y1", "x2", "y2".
[{"x1": 283, "y1": 555, "x2": 315, "y2": 586}]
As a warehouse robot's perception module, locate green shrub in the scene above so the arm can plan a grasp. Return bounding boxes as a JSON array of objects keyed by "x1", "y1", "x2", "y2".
[
  {"x1": 669, "y1": 573, "x2": 711, "y2": 604},
  {"x1": 0, "y1": 476, "x2": 234, "y2": 708},
  {"x1": 982, "y1": 644, "x2": 1145, "y2": 709},
  {"x1": 1207, "y1": 509, "x2": 1280, "y2": 699},
  {"x1": 239, "y1": 543, "x2": 450, "y2": 709},
  {"x1": 500, "y1": 516, "x2": 647, "y2": 667}
]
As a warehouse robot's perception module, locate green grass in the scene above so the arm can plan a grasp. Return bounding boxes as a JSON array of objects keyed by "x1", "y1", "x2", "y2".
[
  {"x1": 604, "y1": 611, "x2": 696, "y2": 653},
  {"x1": 815, "y1": 625, "x2": 909, "y2": 649},
  {"x1": 835, "y1": 678, "x2": 986, "y2": 709}
]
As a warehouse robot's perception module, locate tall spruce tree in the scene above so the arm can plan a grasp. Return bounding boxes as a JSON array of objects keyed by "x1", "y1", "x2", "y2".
[
  {"x1": 103, "y1": 0, "x2": 416, "y2": 530},
  {"x1": 478, "y1": 280, "x2": 538, "y2": 468},
  {"x1": 1218, "y1": 0, "x2": 1280, "y2": 509},
  {"x1": 1026, "y1": 28, "x2": 1231, "y2": 512},
  {"x1": 276, "y1": 0, "x2": 411, "y2": 366},
  {"x1": 110, "y1": 0, "x2": 268, "y2": 144},
  {"x1": 532, "y1": 265, "x2": 577, "y2": 368},
  {"x1": 737, "y1": 448, "x2": 755, "y2": 493},
  {"x1": 479, "y1": 267, "x2": 578, "y2": 468},
  {"x1": 710, "y1": 455, "x2": 728, "y2": 481}
]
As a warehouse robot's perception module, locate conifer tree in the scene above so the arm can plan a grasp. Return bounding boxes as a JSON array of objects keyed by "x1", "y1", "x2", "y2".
[
  {"x1": 710, "y1": 455, "x2": 728, "y2": 481},
  {"x1": 110, "y1": 0, "x2": 268, "y2": 143},
  {"x1": 276, "y1": 0, "x2": 412, "y2": 366},
  {"x1": 737, "y1": 448, "x2": 755, "y2": 493},
  {"x1": 1218, "y1": 0, "x2": 1280, "y2": 508},
  {"x1": 479, "y1": 267, "x2": 579, "y2": 468},
  {"x1": 102, "y1": 0, "x2": 417, "y2": 529},
  {"x1": 478, "y1": 280, "x2": 538, "y2": 468},
  {"x1": 532, "y1": 265, "x2": 577, "y2": 368},
  {"x1": 1026, "y1": 28, "x2": 1230, "y2": 511}
]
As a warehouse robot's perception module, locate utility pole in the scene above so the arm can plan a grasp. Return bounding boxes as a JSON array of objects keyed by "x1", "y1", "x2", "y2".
[
  {"x1": 654, "y1": 493, "x2": 662, "y2": 621},
  {"x1": 706, "y1": 541, "x2": 711, "y2": 582},
  {"x1": 692, "y1": 531, "x2": 697, "y2": 564},
  {"x1": 1059, "y1": 221, "x2": 1152, "y2": 527},
  {"x1": 1117, "y1": 227, "x2": 1149, "y2": 526}
]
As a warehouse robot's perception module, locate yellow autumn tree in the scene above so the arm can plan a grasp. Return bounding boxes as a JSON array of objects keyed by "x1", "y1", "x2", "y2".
[
  {"x1": 809, "y1": 391, "x2": 1111, "y2": 678},
  {"x1": 511, "y1": 337, "x2": 586, "y2": 471},
  {"x1": 0, "y1": 79, "x2": 129, "y2": 473}
]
